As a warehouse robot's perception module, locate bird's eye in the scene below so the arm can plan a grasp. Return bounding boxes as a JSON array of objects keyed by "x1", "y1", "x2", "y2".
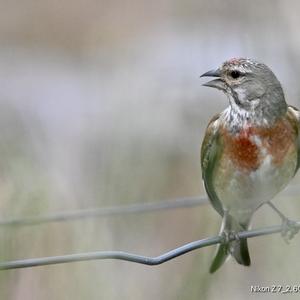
[{"x1": 230, "y1": 70, "x2": 241, "y2": 79}]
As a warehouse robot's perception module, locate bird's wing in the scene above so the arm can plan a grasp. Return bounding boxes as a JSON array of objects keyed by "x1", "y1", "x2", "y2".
[
  {"x1": 287, "y1": 105, "x2": 300, "y2": 173},
  {"x1": 200, "y1": 114, "x2": 224, "y2": 216}
]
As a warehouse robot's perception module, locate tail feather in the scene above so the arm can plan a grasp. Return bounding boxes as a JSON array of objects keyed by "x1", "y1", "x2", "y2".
[
  {"x1": 232, "y1": 237, "x2": 250, "y2": 266},
  {"x1": 209, "y1": 243, "x2": 229, "y2": 273},
  {"x1": 209, "y1": 214, "x2": 251, "y2": 273}
]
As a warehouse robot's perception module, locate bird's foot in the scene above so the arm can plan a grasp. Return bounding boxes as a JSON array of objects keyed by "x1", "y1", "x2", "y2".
[
  {"x1": 281, "y1": 218, "x2": 299, "y2": 243},
  {"x1": 221, "y1": 230, "x2": 239, "y2": 243},
  {"x1": 267, "y1": 201, "x2": 300, "y2": 242},
  {"x1": 221, "y1": 230, "x2": 240, "y2": 254}
]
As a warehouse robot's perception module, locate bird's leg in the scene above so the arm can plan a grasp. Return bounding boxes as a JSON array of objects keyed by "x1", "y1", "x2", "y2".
[{"x1": 267, "y1": 201, "x2": 299, "y2": 242}]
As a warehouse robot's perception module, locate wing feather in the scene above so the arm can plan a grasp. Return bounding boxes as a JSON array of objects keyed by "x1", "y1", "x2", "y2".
[
  {"x1": 200, "y1": 114, "x2": 224, "y2": 216},
  {"x1": 287, "y1": 105, "x2": 300, "y2": 174}
]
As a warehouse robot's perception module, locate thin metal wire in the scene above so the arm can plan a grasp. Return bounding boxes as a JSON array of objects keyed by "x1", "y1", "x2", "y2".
[
  {"x1": 0, "y1": 184, "x2": 298, "y2": 227},
  {"x1": 0, "y1": 196, "x2": 208, "y2": 227},
  {"x1": 0, "y1": 222, "x2": 299, "y2": 270},
  {"x1": 0, "y1": 186, "x2": 299, "y2": 270}
]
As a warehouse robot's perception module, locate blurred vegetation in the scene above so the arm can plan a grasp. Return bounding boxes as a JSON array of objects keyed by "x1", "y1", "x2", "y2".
[{"x1": 0, "y1": 0, "x2": 300, "y2": 299}]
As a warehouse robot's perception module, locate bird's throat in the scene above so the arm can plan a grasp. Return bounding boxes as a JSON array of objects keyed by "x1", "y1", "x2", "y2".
[
  {"x1": 223, "y1": 94, "x2": 287, "y2": 134},
  {"x1": 222, "y1": 101, "x2": 261, "y2": 133}
]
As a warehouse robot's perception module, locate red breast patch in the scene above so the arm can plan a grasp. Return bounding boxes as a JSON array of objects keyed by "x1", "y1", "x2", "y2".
[
  {"x1": 223, "y1": 127, "x2": 260, "y2": 171},
  {"x1": 222, "y1": 118, "x2": 296, "y2": 172}
]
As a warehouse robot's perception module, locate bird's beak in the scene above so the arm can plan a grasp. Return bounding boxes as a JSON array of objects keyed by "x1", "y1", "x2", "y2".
[
  {"x1": 200, "y1": 69, "x2": 221, "y2": 78},
  {"x1": 200, "y1": 68, "x2": 227, "y2": 91}
]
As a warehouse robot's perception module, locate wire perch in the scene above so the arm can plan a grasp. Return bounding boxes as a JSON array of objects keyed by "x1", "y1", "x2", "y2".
[
  {"x1": 0, "y1": 222, "x2": 299, "y2": 270},
  {"x1": 0, "y1": 188, "x2": 299, "y2": 270}
]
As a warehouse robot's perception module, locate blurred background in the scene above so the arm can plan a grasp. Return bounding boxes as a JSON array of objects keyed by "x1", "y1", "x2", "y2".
[{"x1": 0, "y1": 0, "x2": 300, "y2": 299}]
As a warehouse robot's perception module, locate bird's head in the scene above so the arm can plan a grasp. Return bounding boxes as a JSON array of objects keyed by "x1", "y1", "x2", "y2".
[{"x1": 201, "y1": 58, "x2": 287, "y2": 120}]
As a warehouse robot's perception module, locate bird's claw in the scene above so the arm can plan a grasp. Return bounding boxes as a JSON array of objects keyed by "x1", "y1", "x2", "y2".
[
  {"x1": 221, "y1": 230, "x2": 240, "y2": 254},
  {"x1": 221, "y1": 230, "x2": 239, "y2": 243},
  {"x1": 281, "y1": 218, "x2": 299, "y2": 243}
]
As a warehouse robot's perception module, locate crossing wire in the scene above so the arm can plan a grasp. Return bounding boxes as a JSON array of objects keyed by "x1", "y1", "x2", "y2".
[
  {"x1": 0, "y1": 196, "x2": 208, "y2": 227},
  {"x1": 0, "y1": 184, "x2": 298, "y2": 227}
]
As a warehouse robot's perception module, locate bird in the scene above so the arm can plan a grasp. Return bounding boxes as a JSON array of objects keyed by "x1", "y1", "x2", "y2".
[{"x1": 200, "y1": 58, "x2": 300, "y2": 273}]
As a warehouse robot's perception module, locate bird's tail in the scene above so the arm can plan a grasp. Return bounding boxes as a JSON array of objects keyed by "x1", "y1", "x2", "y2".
[{"x1": 209, "y1": 214, "x2": 251, "y2": 273}]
